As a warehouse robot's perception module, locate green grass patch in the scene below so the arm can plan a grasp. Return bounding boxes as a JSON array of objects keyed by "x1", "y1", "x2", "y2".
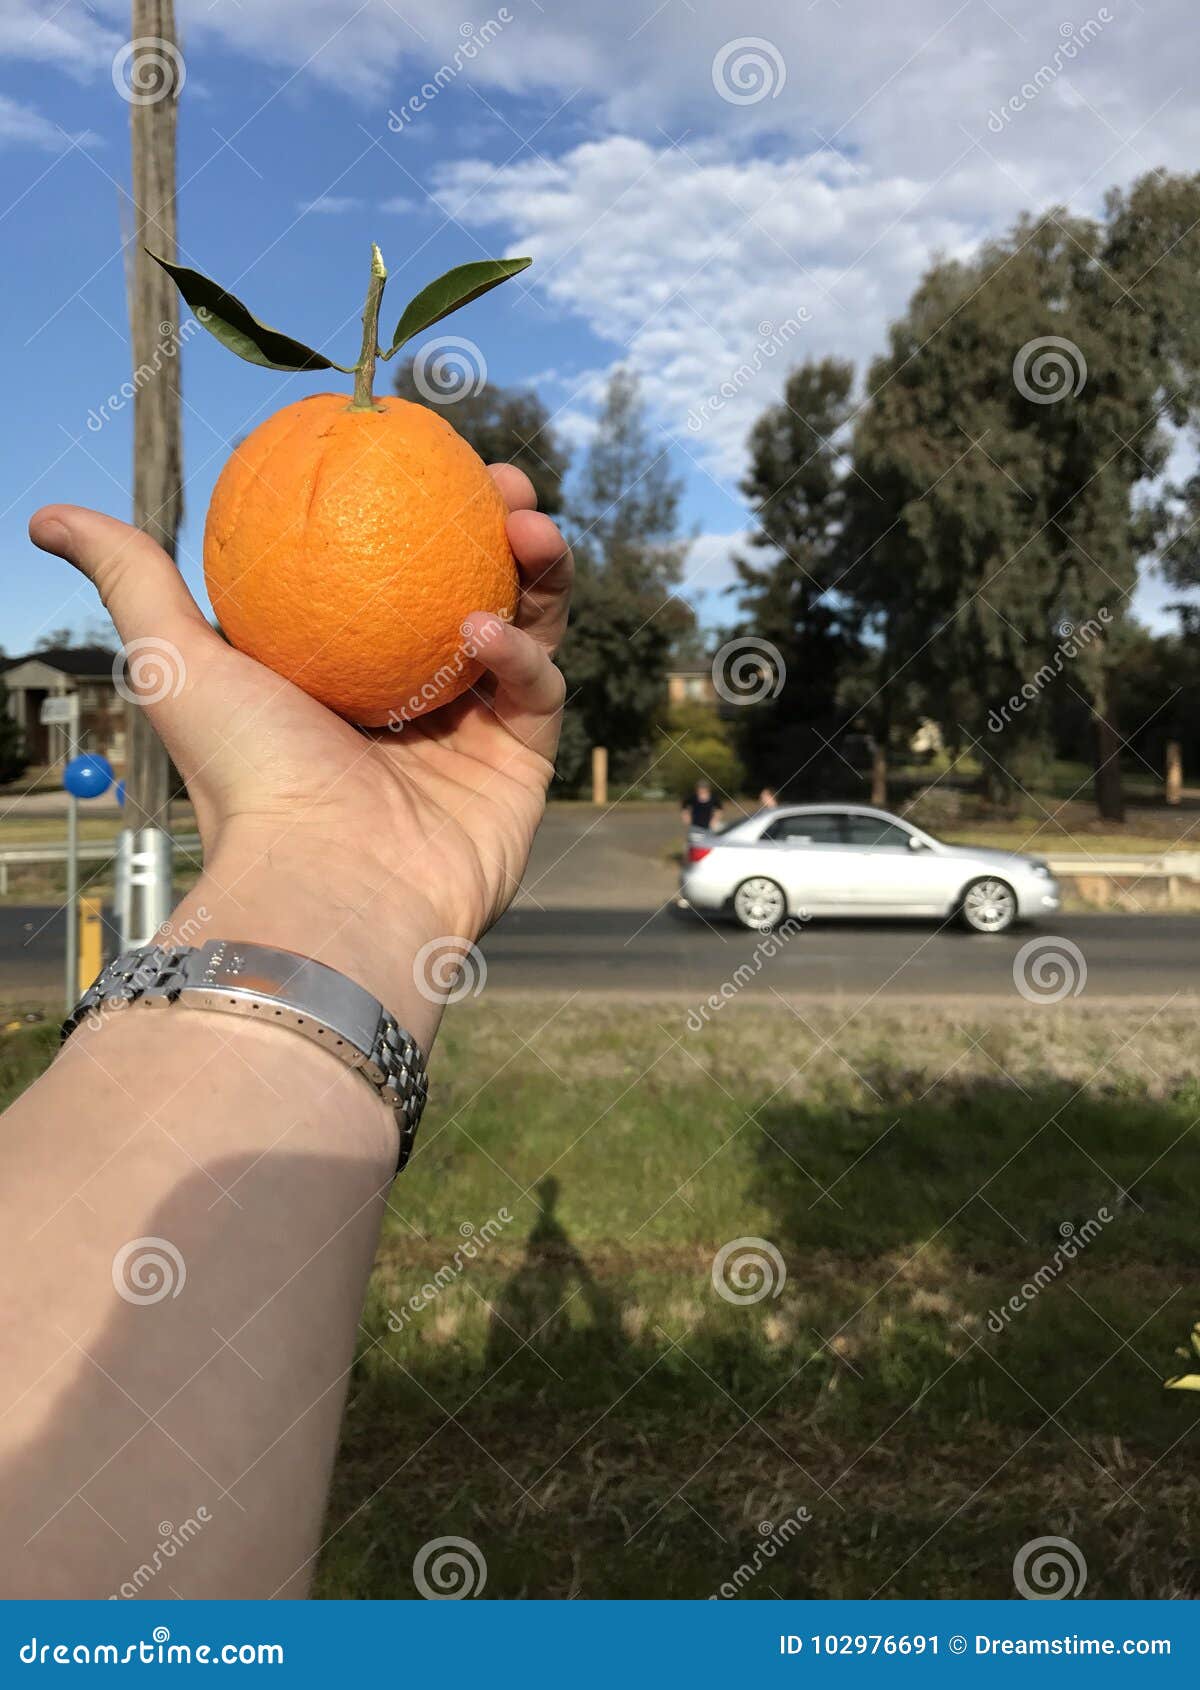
[{"x1": 1, "y1": 1003, "x2": 1195, "y2": 1598}]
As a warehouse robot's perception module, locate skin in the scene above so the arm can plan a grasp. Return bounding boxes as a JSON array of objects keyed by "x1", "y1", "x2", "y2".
[{"x1": 0, "y1": 465, "x2": 570, "y2": 1599}]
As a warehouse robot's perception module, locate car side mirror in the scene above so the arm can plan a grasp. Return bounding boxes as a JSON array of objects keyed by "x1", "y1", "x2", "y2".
[{"x1": 907, "y1": 835, "x2": 926, "y2": 851}]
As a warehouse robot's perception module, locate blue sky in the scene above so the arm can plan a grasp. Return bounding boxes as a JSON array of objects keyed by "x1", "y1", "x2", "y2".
[{"x1": 1, "y1": 0, "x2": 1198, "y2": 654}]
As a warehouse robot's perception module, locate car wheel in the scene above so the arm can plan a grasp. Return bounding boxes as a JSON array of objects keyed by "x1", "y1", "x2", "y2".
[
  {"x1": 733, "y1": 877, "x2": 787, "y2": 931},
  {"x1": 960, "y1": 876, "x2": 1017, "y2": 934}
]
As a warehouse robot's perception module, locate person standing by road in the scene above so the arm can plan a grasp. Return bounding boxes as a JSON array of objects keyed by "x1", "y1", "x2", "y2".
[{"x1": 682, "y1": 782, "x2": 723, "y2": 834}]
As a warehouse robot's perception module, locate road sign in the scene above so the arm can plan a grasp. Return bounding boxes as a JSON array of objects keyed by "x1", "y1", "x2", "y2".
[{"x1": 39, "y1": 695, "x2": 77, "y2": 726}]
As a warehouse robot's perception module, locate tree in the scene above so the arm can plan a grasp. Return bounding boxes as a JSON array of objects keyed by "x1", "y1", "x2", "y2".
[
  {"x1": 556, "y1": 370, "x2": 689, "y2": 787},
  {"x1": 731, "y1": 358, "x2": 862, "y2": 794},
  {"x1": 845, "y1": 202, "x2": 1173, "y2": 819},
  {"x1": 392, "y1": 362, "x2": 570, "y2": 515},
  {"x1": 0, "y1": 681, "x2": 26, "y2": 785}
]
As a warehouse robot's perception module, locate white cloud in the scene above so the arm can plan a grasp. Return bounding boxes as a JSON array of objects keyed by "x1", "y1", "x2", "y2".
[
  {"x1": 298, "y1": 194, "x2": 363, "y2": 214},
  {"x1": 0, "y1": 93, "x2": 99, "y2": 151}
]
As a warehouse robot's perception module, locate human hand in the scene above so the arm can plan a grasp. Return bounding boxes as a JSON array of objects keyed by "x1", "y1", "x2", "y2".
[{"x1": 29, "y1": 464, "x2": 571, "y2": 1045}]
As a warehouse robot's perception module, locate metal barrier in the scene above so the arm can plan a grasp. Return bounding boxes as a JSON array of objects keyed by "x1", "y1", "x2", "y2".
[{"x1": 0, "y1": 834, "x2": 202, "y2": 894}]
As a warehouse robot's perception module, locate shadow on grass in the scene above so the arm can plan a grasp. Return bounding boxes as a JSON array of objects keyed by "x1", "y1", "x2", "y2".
[{"x1": 319, "y1": 1080, "x2": 1200, "y2": 1600}]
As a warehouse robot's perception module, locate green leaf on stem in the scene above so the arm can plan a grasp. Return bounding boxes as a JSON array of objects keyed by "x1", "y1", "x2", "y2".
[
  {"x1": 384, "y1": 257, "x2": 532, "y2": 358},
  {"x1": 147, "y1": 251, "x2": 355, "y2": 373}
]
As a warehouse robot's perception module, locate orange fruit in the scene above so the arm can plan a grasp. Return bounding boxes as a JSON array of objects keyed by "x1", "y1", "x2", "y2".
[{"x1": 204, "y1": 393, "x2": 517, "y2": 727}]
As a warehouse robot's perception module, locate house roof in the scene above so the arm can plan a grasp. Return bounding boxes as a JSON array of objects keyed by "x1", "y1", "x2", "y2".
[{"x1": 0, "y1": 646, "x2": 116, "y2": 678}]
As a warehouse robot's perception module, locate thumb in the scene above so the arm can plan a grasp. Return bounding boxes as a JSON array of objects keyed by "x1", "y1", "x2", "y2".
[{"x1": 29, "y1": 504, "x2": 222, "y2": 726}]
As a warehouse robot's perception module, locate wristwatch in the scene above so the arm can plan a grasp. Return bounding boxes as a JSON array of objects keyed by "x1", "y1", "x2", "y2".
[{"x1": 61, "y1": 939, "x2": 428, "y2": 1172}]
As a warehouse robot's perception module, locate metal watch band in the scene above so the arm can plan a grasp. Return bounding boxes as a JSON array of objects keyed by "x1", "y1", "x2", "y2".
[{"x1": 61, "y1": 939, "x2": 428, "y2": 1173}]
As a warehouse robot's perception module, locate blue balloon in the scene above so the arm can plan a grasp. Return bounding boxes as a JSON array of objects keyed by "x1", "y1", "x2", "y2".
[
  {"x1": 115, "y1": 779, "x2": 126, "y2": 807},
  {"x1": 64, "y1": 754, "x2": 114, "y2": 800}
]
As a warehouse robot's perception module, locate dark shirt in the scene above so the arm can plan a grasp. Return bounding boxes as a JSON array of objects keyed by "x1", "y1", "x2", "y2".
[{"x1": 685, "y1": 795, "x2": 718, "y2": 829}]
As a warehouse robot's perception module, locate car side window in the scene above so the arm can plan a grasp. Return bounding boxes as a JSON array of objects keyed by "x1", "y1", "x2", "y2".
[
  {"x1": 762, "y1": 812, "x2": 846, "y2": 844},
  {"x1": 842, "y1": 815, "x2": 914, "y2": 850}
]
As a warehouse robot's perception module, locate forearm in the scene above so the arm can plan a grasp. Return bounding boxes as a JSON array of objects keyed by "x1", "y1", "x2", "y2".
[{"x1": 0, "y1": 871, "x2": 437, "y2": 1599}]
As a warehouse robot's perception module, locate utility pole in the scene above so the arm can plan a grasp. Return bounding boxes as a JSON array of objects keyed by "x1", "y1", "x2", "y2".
[{"x1": 122, "y1": 2, "x2": 183, "y2": 943}]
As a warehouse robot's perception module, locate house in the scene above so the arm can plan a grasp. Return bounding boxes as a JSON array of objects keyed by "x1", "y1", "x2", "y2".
[
  {"x1": 0, "y1": 647, "x2": 125, "y2": 769},
  {"x1": 666, "y1": 668, "x2": 719, "y2": 708}
]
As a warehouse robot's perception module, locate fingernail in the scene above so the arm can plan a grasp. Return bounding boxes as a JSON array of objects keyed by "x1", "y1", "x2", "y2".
[{"x1": 34, "y1": 518, "x2": 71, "y2": 554}]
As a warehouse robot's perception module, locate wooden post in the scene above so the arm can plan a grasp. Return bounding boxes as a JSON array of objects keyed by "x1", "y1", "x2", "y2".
[
  {"x1": 1165, "y1": 740, "x2": 1182, "y2": 806},
  {"x1": 78, "y1": 896, "x2": 105, "y2": 994},
  {"x1": 591, "y1": 746, "x2": 608, "y2": 806},
  {"x1": 870, "y1": 740, "x2": 887, "y2": 808},
  {"x1": 123, "y1": 2, "x2": 184, "y2": 939}
]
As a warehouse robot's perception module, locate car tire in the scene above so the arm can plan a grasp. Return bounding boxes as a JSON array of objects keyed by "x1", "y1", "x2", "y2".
[
  {"x1": 959, "y1": 876, "x2": 1018, "y2": 934},
  {"x1": 732, "y1": 876, "x2": 788, "y2": 931}
]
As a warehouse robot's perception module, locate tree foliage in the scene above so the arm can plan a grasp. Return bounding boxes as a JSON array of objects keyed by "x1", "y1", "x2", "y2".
[{"x1": 555, "y1": 370, "x2": 690, "y2": 787}]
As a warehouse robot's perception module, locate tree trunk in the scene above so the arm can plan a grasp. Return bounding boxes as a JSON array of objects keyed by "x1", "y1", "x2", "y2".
[
  {"x1": 1093, "y1": 704, "x2": 1125, "y2": 823},
  {"x1": 125, "y1": 1, "x2": 183, "y2": 835},
  {"x1": 870, "y1": 738, "x2": 887, "y2": 807}
]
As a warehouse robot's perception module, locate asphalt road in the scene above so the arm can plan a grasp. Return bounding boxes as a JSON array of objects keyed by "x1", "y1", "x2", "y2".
[{"x1": 3, "y1": 904, "x2": 1196, "y2": 1003}]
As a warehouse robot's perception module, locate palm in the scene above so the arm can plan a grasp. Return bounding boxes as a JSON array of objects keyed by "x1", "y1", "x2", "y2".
[{"x1": 31, "y1": 466, "x2": 571, "y2": 948}]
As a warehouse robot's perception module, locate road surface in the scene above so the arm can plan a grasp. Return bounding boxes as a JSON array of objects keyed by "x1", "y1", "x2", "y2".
[{"x1": 2, "y1": 904, "x2": 1196, "y2": 1004}]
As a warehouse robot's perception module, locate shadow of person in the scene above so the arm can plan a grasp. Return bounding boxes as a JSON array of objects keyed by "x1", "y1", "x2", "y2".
[{"x1": 484, "y1": 1176, "x2": 620, "y2": 1369}]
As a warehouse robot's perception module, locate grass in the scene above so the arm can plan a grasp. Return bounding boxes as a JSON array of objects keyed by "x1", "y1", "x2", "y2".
[{"x1": 1, "y1": 999, "x2": 1197, "y2": 1600}]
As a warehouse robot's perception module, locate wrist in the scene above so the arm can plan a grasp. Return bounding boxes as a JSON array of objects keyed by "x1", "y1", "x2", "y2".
[{"x1": 168, "y1": 842, "x2": 448, "y2": 1054}]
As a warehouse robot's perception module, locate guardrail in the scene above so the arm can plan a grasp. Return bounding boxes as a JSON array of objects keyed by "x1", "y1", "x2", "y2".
[
  {"x1": 1045, "y1": 852, "x2": 1200, "y2": 878},
  {"x1": 0, "y1": 835, "x2": 202, "y2": 894}
]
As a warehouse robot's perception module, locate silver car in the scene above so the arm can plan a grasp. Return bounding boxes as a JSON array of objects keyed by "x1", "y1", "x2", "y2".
[{"x1": 680, "y1": 803, "x2": 1060, "y2": 934}]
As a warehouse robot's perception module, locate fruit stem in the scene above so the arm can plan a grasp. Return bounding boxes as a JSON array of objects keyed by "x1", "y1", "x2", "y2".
[{"x1": 350, "y1": 243, "x2": 387, "y2": 410}]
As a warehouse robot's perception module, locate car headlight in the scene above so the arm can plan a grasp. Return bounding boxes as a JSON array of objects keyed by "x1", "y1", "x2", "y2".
[{"x1": 1029, "y1": 861, "x2": 1052, "y2": 877}]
